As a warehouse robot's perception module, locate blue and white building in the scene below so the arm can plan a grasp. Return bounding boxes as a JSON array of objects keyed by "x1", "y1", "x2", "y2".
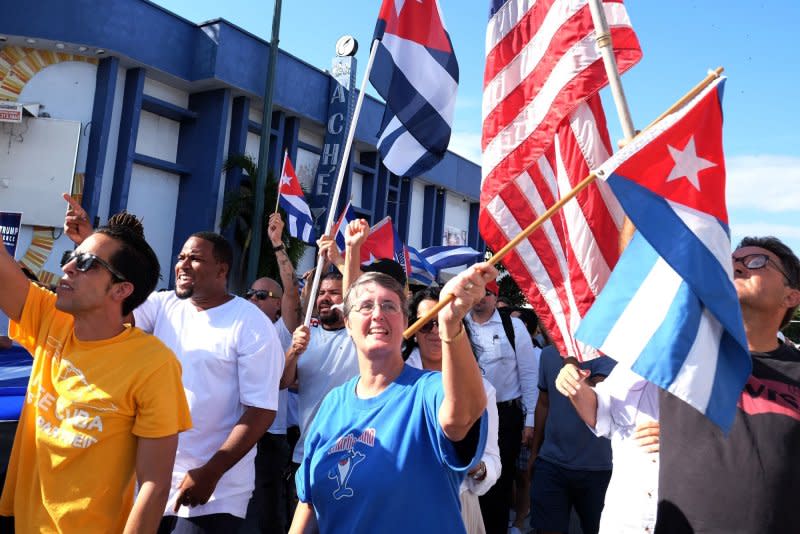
[{"x1": 0, "y1": 0, "x2": 482, "y2": 287}]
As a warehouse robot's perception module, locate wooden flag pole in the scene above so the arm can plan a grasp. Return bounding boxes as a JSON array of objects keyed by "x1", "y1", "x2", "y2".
[
  {"x1": 303, "y1": 39, "x2": 380, "y2": 327},
  {"x1": 274, "y1": 149, "x2": 288, "y2": 214},
  {"x1": 403, "y1": 67, "x2": 726, "y2": 339}
]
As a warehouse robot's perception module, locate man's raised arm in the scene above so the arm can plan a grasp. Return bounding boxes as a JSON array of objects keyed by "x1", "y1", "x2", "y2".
[{"x1": 269, "y1": 213, "x2": 302, "y2": 332}]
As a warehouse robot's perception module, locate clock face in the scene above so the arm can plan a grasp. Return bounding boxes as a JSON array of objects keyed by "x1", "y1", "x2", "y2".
[{"x1": 336, "y1": 35, "x2": 358, "y2": 57}]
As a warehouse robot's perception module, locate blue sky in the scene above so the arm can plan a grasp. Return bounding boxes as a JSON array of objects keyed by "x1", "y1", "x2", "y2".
[{"x1": 158, "y1": 0, "x2": 800, "y2": 253}]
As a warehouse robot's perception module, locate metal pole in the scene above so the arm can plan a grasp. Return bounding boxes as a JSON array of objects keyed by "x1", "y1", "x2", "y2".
[
  {"x1": 587, "y1": 0, "x2": 636, "y2": 140},
  {"x1": 303, "y1": 39, "x2": 380, "y2": 327},
  {"x1": 247, "y1": 0, "x2": 283, "y2": 284}
]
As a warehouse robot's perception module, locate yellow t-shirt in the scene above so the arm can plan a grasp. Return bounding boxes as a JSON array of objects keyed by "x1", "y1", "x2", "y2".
[{"x1": 0, "y1": 283, "x2": 192, "y2": 533}]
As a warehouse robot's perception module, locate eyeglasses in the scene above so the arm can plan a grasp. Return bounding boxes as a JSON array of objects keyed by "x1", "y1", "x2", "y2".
[
  {"x1": 418, "y1": 319, "x2": 439, "y2": 334},
  {"x1": 732, "y1": 253, "x2": 793, "y2": 283},
  {"x1": 60, "y1": 250, "x2": 127, "y2": 282},
  {"x1": 351, "y1": 300, "x2": 402, "y2": 316},
  {"x1": 245, "y1": 289, "x2": 280, "y2": 301}
]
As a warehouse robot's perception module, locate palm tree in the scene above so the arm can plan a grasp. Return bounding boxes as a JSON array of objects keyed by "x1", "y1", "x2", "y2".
[{"x1": 221, "y1": 153, "x2": 308, "y2": 291}]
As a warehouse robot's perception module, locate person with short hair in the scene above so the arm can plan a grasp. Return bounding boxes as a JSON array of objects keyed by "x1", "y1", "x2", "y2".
[
  {"x1": 63, "y1": 209, "x2": 284, "y2": 533},
  {"x1": 654, "y1": 236, "x2": 800, "y2": 533},
  {"x1": 0, "y1": 203, "x2": 191, "y2": 533},
  {"x1": 465, "y1": 281, "x2": 540, "y2": 534},
  {"x1": 289, "y1": 265, "x2": 491, "y2": 533}
]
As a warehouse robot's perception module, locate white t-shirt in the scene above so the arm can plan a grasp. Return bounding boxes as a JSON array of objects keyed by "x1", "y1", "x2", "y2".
[
  {"x1": 277, "y1": 322, "x2": 359, "y2": 463},
  {"x1": 134, "y1": 291, "x2": 284, "y2": 518},
  {"x1": 268, "y1": 317, "x2": 294, "y2": 435}
]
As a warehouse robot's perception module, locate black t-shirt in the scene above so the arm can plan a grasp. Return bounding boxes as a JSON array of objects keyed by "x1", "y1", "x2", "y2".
[{"x1": 656, "y1": 342, "x2": 800, "y2": 533}]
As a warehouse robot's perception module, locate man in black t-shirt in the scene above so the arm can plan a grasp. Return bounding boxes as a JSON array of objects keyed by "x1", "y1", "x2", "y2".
[{"x1": 657, "y1": 236, "x2": 800, "y2": 534}]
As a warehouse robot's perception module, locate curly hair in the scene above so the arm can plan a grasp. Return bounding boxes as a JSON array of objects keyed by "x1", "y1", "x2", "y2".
[{"x1": 95, "y1": 212, "x2": 160, "y2": 316}]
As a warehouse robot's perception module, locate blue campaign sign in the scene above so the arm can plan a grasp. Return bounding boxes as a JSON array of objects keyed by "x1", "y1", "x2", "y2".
[{"x1": 0, "y1": 212, "x2": 22, "y2": 258}]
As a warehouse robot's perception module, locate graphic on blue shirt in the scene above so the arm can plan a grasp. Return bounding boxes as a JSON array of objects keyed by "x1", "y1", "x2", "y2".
[{"x1": 326, "y1": 428, "x2": 375, "y2": 500}]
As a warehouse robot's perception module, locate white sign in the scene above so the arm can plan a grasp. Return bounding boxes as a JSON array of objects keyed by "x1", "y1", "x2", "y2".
[{"x1": 0, "y1": 102, "x2": 22, "y2": 123}]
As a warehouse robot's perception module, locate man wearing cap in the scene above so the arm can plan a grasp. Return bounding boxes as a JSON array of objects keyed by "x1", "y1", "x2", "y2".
[{"x1": 465, "y1": 281, "x2": 540, "y2": 534}]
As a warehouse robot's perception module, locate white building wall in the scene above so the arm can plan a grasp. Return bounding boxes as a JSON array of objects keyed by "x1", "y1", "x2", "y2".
[
  {"x1": 135, "y1": 111, "x2": 180, "y2": 162},
  {"x1": 407, "y1": 179, "x2": 426, "y2": 249},
  {"x1": 143, "y1": 78, "x2": 189, "y2": 108},
  {"x1": 127, "y1": 164, "x2": 181, "y2": 288},
  {"x1": 443, "y1": 192, "x2": 470, "y2": 246}
]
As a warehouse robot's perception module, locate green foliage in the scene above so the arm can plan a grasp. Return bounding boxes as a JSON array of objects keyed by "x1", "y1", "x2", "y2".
[
  {"x1": 221, "y1": 154, "x2": 308, "y2": 288},
  {"x1": 485, "y1": 249, "x2": 528, "y2": 307},
  {"x1": 783, "y1": 308, "x2": 800, "y2": 344}
]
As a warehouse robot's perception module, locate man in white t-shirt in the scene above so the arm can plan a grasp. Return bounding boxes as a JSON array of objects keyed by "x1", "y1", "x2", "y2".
[
  {"x1": 280, "y1": 267, "x2": 359, "y2": 466},
  {"x1": 64, "y1": 215, "x2": 283, "y2": 533}
]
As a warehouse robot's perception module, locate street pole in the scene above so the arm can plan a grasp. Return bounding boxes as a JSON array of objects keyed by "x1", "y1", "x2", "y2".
[{"x1": 247, "y1": 0, "x2": 283, "y2": 284}]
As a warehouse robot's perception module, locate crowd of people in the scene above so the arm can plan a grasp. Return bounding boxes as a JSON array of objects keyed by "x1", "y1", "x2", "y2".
[{"x1": 0, "y1": 194, "x2": 797, "y2": 534}]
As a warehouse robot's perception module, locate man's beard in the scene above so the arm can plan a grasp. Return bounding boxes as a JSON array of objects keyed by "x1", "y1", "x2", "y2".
[
  {"x1": 175, "y1": 286, "x2": 193, "y2": 300},
  {"x1": 319, "y1": 308, "x2": 342, "y2": 327}
]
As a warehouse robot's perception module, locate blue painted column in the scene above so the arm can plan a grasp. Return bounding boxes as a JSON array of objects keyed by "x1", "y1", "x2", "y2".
[
  {"x1": 469, "y1": 201, "x2": 485, "y2": 251},
  {"x1": 109, "y1": 67, "x2": 145, "y2": 215},
  {"x1": 83, "y1": 56, "x2": 119, "y2": 223},
  {"x1": 172, "y1": 88, "x2": 232, "y2": 266},
  {"x1": 226, "y1": 96, "x2": 250, "y2": 195}
]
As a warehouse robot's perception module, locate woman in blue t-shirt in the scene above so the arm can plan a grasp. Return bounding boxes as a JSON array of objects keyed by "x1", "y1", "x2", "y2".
[{"x1": 290, "y1": 265, "x2": 495, "y2": 534}]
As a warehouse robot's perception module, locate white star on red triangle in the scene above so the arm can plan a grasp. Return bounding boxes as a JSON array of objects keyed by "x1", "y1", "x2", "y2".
[
  {"x1": 280, "y1": 173, "x2": 291, "y2": 187},
  {"x1": 665, "y1": 136, "x2": 717, "y2": 191}
]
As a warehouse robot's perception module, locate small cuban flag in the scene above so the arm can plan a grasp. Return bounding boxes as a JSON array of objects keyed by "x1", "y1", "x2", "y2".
[{"x1": 278, "y1": 153, "x2": 316, "y2": 244}]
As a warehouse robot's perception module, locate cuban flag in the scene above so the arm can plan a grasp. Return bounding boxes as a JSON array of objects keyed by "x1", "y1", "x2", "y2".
[
  {"x1": 576, "y1": 77, "x2": 750, "y2": 431},
  {"x1": 360, "y1": 217, "x2": 395, "y2": 265},
  {"x1": 407, "y1": 246, "x2": 437, "y2": 286},
  {"x1": 420, "y1": 245, "x2": 483, "y2": 273},
  {"x1": 332, "y1": 201, "x2": 357, "y2": 252},
  {"x1": 278, "y1": 154, "x2": 316, "y2": 244},
  {"x1": 370, "y1": 0, "x2": 458, "y2": 177},
  {"x1": 390, "y1": 221, "x2": 412, "y2": 281}
]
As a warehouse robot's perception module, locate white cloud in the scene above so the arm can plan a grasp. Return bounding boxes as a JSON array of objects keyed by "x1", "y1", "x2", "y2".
[
  {"x1": 730, "y1": 222, "x2": 800, "y2": 256},
  {"x1": 727, "y1": 154, "x2": 800, "y2": 213},
  {"x1": 448, "y1": 131, "x2": 482, "y2": 163}
]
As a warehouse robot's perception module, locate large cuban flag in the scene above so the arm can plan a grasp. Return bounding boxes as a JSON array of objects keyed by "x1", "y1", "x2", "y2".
[
  {"x1": 370, "y1": 0, "x2": 458, "y2": 177},
  {"x1": 278, "y1": 154, "x2": 316, "y2": 244},
  {"x1": 576, "y1": 77, "x2": 750, "y2": 431}
]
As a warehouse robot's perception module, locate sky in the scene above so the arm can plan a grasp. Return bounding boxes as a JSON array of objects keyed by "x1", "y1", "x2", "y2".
[{"x1": 157, "y1": 0, "x2": 800, "y2": 253}]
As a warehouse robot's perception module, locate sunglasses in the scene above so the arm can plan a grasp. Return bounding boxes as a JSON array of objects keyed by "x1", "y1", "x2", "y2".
[
  {"x1": 732, "y1": 253, "x2": 793, "y2": 283},
  {"x1": 245, "y1": 289, "x2": 280, "y2": 301},
  {"x1": 418, "y1": 319, "x2": 440, "y2": 334},
  {"x1": 60, "y1": 250, "x2": 128, "y2": 282}
]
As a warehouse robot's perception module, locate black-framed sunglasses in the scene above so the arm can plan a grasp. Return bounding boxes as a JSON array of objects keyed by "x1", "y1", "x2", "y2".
[
  {"x1": 245, "y1": 289, "x2": 280, "y2": 301},
  {"x1": 418, "y1": 319, "x2": 439, "y2": 334},
  {"x1": 732, "y1": 253, "x2": 792, "y2": 283},
  {"x1": 60, "y1": 250, "x2": 128, "y2": 282}
]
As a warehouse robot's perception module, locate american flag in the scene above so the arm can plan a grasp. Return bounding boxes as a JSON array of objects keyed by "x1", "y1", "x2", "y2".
[{"x1": 480, "y1": 0, "x2": 641, "y2": 359}]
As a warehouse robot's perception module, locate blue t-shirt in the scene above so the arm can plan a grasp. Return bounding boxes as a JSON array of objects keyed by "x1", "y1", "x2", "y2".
[
  {"x1": 296, "y1": 364, "x2": 488, "y2": 533},
  {"x1": 537, "y1": 346, "x2": 615, "y2": 470}
]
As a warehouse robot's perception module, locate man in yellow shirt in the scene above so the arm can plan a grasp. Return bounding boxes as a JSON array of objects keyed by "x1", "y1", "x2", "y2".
[{"x1": 0, "y1": 208, "x2": 192, "y2": 533}]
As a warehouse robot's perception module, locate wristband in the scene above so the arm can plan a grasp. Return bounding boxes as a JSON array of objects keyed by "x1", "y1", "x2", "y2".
[
  {"x1": 272, "y1": 244, "x2": 285, "y2": 252},
  {"x1": 562, "y1": 356, "x2": 580, "y2": 368},
  {"x1": 439, "y1": 323, "x2": 465, "y2": 344}
]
